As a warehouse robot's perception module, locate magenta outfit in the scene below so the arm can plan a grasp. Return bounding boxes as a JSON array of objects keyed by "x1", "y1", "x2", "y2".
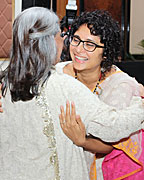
[{"x1": 102, "y1": 130, "x2": 144, "y2": 180}]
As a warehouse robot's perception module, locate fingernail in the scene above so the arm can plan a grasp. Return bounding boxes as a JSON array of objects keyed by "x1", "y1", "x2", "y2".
[
  {"x1": 66, "y1": 100, "x2": 69, "y2": 104},
  {"x1": 71, "y1": 101, "x2": 75, "y2": 105}
]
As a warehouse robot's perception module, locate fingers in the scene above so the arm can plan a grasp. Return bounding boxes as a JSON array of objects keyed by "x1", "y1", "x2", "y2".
[
  {"x1": 59, "y1": 101, "x2": 78, "y2": 128},
  {"x1": 59, "y1": 102, "x2": 86, "y2": 146},
  {"x1": 60, "y1": 105, "x2": 65, "y2": 126},
  {"x1": 59, "y1": 101, "x2": 77, "y2": 128},
  {"x1": 65, "y1": 100, "x2": 70, "y2": 123},
  {"x1": 59, "y1": 113, "x2": 64, "y2": 128},
  {"x1": 76, "y1": 115, "x2": 85, "y2": 131},
  {"x1": 71, "y1": 101, "x2": 76, "y2": 124}
]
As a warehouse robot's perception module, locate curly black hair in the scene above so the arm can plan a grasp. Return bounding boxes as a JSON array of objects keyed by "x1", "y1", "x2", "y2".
[
  {"x1": 59, "y1": 16, "x2": 71, "y2": 61},
  {"x1": 70, "y1": 10, "x2": 122, "y2": 75}
]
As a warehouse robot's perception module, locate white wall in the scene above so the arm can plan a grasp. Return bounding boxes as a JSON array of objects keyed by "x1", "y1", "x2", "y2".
[
  {"x1": 129, "y1": 0, "x2": 144, "y2": 54},
  {"x1": 15, "y1": 0, "x2": 22, "y2": 18}
]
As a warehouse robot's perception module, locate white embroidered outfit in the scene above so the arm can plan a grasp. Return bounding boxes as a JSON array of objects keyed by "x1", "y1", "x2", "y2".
[{"x1": 0, "y1": 62, "x2": 144, "y2": 180}]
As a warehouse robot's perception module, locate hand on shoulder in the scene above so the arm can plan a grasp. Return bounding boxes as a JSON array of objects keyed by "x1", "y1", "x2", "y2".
[{"x1": 139, "y1": 83, "x2": 144, "y2": 98}]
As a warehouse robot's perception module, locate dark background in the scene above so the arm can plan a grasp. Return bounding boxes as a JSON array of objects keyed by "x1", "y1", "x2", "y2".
[
  {"x1": 115, "y1": 61, "x2": 144, "y2": 85},
  {"x1": 22, "y1": 0, "x2": 56, "y2": 12}
]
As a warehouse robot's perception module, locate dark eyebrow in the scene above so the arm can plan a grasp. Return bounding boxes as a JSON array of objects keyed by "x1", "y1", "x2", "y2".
[
  {"x1": 74, "y1": 35, "x2": 97, "y2": 44},
  {"x1": 73, "y1": 35, "x2": 80, "y2": 39},
  {"x1": 86, "y1": 38, "x2": 97, "y2": 44}
]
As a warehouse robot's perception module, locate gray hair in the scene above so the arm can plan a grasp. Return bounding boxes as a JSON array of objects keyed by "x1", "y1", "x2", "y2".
[
  {"x1": 14, "y1": 7, "x2": 60, "y2": 70},
  {"x1": 17, "y1": 7, "x2": 59, "y2": 39},
  {"x1": 1, "y1": 7, "x2": 60, "y2": 101}
]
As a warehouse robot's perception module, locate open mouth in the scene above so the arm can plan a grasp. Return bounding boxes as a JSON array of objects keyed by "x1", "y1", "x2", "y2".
[{"x1": 75, "y1": 55, "x2": 88, "y2": 63}]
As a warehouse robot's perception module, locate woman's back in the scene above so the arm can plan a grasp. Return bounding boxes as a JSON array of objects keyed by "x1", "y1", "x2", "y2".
[{"x1": 0, "y1": 87, "x2": 57, "y2": 180}]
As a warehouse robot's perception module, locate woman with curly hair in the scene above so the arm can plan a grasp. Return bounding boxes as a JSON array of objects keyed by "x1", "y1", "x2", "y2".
[{"x1": 59, "y1": 10, "x2": 144, "y2": 179}]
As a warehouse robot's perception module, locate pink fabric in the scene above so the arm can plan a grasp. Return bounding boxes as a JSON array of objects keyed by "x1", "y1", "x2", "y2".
[{"x1": 102, "y1": 130, "x2": 144, "y2": 180}]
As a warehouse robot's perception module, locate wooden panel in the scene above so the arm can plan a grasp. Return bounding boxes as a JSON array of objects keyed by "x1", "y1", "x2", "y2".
[
  {"x1": 84, "y1": 0, "x2": 122, "y2": 24},
  {"x1": 0, "y1": 0, "x2": 14, "y2": 60}
]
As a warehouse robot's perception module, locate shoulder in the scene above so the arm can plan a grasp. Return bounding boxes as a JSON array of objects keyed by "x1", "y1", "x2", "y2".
[
  {"x1": 102, "y1": 65, "x2": 140, "y2": 96},
  {"x1": 63, "y1": 62, "x2": 75, "y2": 77},
  {"x1": 105, "y1": 65, "x2": 138, "y2": 84},
  {"x1": 55, "y1": 61, "x2": 72, "y2": 74}
]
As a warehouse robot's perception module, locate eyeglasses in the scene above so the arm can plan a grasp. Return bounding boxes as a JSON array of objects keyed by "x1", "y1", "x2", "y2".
[{"x1": 69, "y1": 35, "x2": 105, "y2": 52}]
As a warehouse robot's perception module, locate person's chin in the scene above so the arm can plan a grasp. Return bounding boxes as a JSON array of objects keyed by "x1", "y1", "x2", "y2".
[{"x1": 73, "y1": 61, "x2": 87, "y2": 70}]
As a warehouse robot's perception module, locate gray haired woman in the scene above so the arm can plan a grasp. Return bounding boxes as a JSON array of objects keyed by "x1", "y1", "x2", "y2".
[
  {"x1": 1, "y1": 7, "x2": 59, "y2": 101},
  {"x1": 0, "y1": 7, "x2": 144, "y2": 180}
]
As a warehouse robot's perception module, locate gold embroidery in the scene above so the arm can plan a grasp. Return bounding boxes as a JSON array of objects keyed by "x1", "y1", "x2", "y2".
[
  {"x1": 114, "y1": 138, "x2": 140, "y2": 157},
  {"x1": 36, "y1": 86, "x2": 60, "y2": 180}
]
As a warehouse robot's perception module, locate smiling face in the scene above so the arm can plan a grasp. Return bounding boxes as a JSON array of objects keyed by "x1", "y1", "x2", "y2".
[{"x1": 70, "y1": 24, "x2": 104, "y2": 72}]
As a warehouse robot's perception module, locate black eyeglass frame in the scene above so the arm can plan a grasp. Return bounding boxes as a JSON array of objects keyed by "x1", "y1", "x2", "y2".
[{"x1": 69, "y1": 35, "x2": 105, "y2": 52}]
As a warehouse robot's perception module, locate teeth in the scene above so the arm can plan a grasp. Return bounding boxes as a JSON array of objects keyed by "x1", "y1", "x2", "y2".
[{"x1": 75, "y1": 56, "x2": 88, "y2": 61}]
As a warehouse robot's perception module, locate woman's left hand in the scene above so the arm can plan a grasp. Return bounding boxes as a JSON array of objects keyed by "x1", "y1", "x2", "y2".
[
  {"x1": 59, "y1": 101, "x2": 86, "y2": 147},
  {"x1": 139, "y1": 83, "x2": 144, "y2": 98}
]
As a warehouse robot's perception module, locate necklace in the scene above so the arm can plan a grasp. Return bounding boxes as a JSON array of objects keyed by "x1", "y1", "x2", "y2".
[{"x1": 75, "y1": 71, "x2": 102, "y2": 95}]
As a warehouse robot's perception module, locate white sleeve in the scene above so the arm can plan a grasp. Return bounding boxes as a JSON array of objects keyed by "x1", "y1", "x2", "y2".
[
  {"x1": 87, "y1": 81, "x2": 144, "y2": 142},
  {"x1": 103, "y1": 83, "x2": 133, "y2": 109},
  {"x1": 87, "y1": 96, "x2": 144, "y2": 142},
  {"x1": 47, "y1": 72, "x2": 144, "y2": 142}
]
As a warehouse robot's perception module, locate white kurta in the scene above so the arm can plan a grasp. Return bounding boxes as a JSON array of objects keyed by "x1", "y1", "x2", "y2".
[{"x1": 0, "y1": 62, "x2": 144, "y2": 180}]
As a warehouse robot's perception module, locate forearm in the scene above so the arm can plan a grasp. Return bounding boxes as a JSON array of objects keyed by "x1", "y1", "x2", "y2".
[
  {"x1": 78, "y1": 135, "x2": 113, "y2": 154},
  {"x1": 50, "y1": 73, "x2": 144, "y2": 142}
]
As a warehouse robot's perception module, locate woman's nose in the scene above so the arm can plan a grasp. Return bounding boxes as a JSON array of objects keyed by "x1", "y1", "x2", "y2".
[{"x1": 75, "y1": 42, "x2": 84, "y2": 53}]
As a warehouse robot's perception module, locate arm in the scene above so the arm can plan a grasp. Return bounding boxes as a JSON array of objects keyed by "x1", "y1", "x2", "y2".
[
  {"x1": 47, "y1": 71, "x2": 144, "y2": 142},
  {"x1": 103, "y1": 82, "x2": 144, "y2": 109},
  {"x1": 59, "y1": 101, "x2": 113, "y2": 154},
  {"x1": 86, "y1": 79, "x2": 144, "y2": 142},
  {"x1": 104, "y1": 83, "x2": 134, "y2": 109},
  {"x1": 59, "y1": 82, "x2": 142, "y2": 153}
]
